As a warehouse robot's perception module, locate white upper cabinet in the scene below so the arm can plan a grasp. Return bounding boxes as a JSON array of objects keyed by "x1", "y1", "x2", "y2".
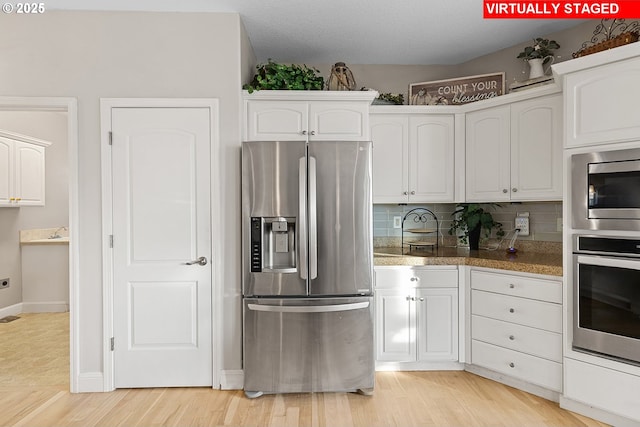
[
  {"x1": 466, "y1": 94, "x2": 562, "y2": 202},
  {"x1": 510, "y1": 94, "x2": 563, "y2": 200},
  {"x1": 0, "y1": 131, "x2": 50, "y2": 207},
  {"x1": 370, "y1": 111, "x2": 455, "y2": 203},
  {"x1": 466, "y1": 105, "x2": 511, "y2": 202},
  {"x1": 556, "y1": 50, "x2": 640, "y2": 148},
  {"x1": 243, "y1": 91, "x2": 376, "y2": 141}
]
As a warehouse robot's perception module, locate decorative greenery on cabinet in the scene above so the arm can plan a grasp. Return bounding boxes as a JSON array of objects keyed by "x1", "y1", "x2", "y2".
[{"x1": 243, "y1": 59, "x2": 324, "y2": 93}]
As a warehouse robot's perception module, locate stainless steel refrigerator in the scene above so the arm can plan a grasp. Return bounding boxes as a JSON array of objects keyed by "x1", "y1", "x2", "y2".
[{"x1": 241, "y1": 139, "x2": 374, "y2": 397}]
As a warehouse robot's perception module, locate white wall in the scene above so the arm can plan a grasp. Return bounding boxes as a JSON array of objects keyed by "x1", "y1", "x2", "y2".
[
  {"x1": 0, "y1": 111, "x2": 68, "y2": 310},
  {"x1": 0, "y1": 11, "x2": 247, "y2": 387}
]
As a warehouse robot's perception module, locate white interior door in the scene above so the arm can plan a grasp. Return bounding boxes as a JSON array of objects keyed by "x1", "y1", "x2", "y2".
[{"x1": 111, "y1": 107, "x2": 212, "y2": 388}]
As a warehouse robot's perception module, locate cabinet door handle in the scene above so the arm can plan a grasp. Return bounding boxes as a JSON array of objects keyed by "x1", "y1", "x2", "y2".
[
  {"x1": 406, "y1": 295, "x2": 411, "y2": 301},
  {"x1": 512, "y1": 188, "x2": 518, "y2": 192},
  {"x1": 409, "y1": 277, "x2": 420, "y2": 282},
  {"x1": 418, "y1": 297, "x2": 424, "y2": 302},
  {"x1": 509, "y1": 283, "x2": 515, "y2": 289},
  {"x1": 301, "y1": 130, "x2": 307, "y2": 135},
  {"x1": 509, "y1": 362, "x2": 515, "y2": 368},
  {"x1": 410, "y1": 191, "x2": 416, "y2": 195},
  {"x1": 403, "y1": 191, "x2": 408, "y2": 195},
  {"x1": 309, "y1": 131, "x2": 315, "y2": 136},
  {"x1": 9, "y1": 197, "x2": 15, "y2": 201},
  {"x1": 502, "y1": 189, "x2": 508, "y2": 193},
  {"x1": 509, "y1": 308, "x2": 515, "y2": 313},
  {"x1": 509, "y1": 335, "x2": 515, "y2": 341}
]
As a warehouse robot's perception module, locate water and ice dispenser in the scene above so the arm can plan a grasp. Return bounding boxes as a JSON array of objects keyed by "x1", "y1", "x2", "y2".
[{"x1": 250, "y1": 217, "x2": 297, "y2": 273}]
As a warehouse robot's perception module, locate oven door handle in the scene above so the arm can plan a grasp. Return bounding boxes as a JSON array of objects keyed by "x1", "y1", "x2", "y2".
[{"x1": 576, "y1": 254, "x2": 640, "y2": 270}]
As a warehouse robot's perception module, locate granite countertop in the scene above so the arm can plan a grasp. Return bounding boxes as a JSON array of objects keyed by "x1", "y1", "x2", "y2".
[{"x1": 374, "y1": 246, "x2": 563, "y2": 277}]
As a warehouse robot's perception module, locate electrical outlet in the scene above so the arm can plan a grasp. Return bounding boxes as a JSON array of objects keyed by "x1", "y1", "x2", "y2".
[
  {"x1": 557, "y1": 217, "x2": 563, "y2": 232},
  {"x1": 393, "y1": 216, "x2": 402, "y2": 229},
  {"x1": 0, "y1": 278, "x2": 9, "y2": 289},
  {"x1": 515, "y1": 212, "x2": 530, "y2": 236}
]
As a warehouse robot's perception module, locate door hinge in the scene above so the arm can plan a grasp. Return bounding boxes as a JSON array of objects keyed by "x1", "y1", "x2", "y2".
[
  {"x1": 109, "y1": 235, "x2": 113, "y2": 248},
  {"x1": 108, "y1": 131, "x2": 113, "y2": 146},
  {"x1": 110, "y1": 337, "x2": 114, "y2": 351}
]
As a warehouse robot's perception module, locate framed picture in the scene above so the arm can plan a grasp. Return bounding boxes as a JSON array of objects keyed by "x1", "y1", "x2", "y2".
[{"x1": 409, "y1": 72, "x2": 505, "y2": 105}]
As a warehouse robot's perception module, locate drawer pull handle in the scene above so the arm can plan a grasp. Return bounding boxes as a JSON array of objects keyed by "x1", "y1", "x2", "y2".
[
  {"x1": 509, "y1": 335, "x2": 515, "y2": 341},
  {"x1": 406, "y1": 295, "x2": 411, "y2": 301},
  {"x1": 509, "y1": 362, "x2": 515, "y2": 368},
  {"x1": 410, "y1": 277, "x2": 420, "y2": 282},
  {"x1": 418, "y1": 297, "x2": 424, "y2": 302},
  {"x1": 509, "y1": 284, "x2": 515, "y2": 289},
  {"x1": 509, "y1": 308, "x2": 515, "y2": 313}
]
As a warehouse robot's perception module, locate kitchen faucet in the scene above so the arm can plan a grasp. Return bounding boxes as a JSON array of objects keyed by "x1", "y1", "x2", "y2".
[{"x1": 49, "y1": 226, "x2": 68, "y2": 239}]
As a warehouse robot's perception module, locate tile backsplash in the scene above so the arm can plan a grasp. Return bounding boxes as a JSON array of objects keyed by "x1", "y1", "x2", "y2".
[{"x1": 373, "y1": 202, "x2": 562, "y2": 242}]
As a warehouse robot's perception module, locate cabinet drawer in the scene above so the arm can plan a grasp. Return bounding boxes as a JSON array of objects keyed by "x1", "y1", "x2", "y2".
[
  {"x1": 471, "y1": 270, "x2": 561, "y2": 303},
  {"x1": 472, "y1": 340, "x2": 562, "y2": 391},
  {"x1": 471, "y1": 290, "x2": 561, "y2": 333},
  {"x1": 471, "y1": 315, "x2": 562, "y2": 362},
  {"x1": 375, "y1": 267, "x2": 458, "y2": 289}
]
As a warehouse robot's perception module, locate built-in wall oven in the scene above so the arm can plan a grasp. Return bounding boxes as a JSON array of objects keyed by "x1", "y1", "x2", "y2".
[
  {"x1": 573, "y1": 235, "x2": 640, "y2": 365},
  {"x1": 572, "y1": 147, "x2": 640, "y2": 231}
]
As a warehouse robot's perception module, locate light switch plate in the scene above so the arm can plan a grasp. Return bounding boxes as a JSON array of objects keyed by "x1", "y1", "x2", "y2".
[{"x1": 393, "y1": 216, "x2": 402, "y2": 229}]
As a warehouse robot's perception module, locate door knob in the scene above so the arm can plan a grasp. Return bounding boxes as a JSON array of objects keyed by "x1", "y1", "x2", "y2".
[{"x1": 186, "y1": 256, "x2": 207, "y2": 266}]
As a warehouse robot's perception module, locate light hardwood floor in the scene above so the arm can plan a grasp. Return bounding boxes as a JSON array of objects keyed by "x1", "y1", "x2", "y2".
[{"x1": 0, "y1": 313, "x2": 608, "y2": 427}]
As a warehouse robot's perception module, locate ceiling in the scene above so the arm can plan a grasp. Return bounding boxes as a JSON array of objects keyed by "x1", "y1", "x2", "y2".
[{"x1": 45, "y1": 0, "x2": 586, "y2": 65}]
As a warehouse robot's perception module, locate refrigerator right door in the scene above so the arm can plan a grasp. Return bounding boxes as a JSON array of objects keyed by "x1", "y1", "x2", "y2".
[{"x1": 308, "y1": 140, "x2": 373, "y2": 297}]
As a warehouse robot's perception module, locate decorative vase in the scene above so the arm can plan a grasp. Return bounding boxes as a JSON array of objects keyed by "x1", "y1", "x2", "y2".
[
  {"x1": 468, "y1": 225, "x2": 481, "y2": 250},
  {"x1": 527, "y1": 56, "x2": 554, "y2": 80},
  {"x1": 328, "y1": 62, "x2": 356, "y2": 91}
]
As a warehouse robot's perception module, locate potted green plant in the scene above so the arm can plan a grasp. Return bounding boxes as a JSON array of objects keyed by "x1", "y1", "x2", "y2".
[
  {"x1": 516, "y1": 38, "x2": 560, "y2": 63},
  {"x1": 517, "y1": 38, "x2": 560, "y2": 80},
  {"x1": 448, "y1": 203, "x2": 504, "y2": 250},
  {"x1": 243, "y1": 59, "x2": 324, "y2": 93}
]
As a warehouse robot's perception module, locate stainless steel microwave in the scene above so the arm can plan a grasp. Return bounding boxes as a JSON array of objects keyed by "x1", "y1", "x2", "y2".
[{"x1": 572, "y1": 147, "x2": 640, "y2": 231}]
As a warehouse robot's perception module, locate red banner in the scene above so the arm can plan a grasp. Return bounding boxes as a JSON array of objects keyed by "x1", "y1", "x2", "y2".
[{"x1": 484, "y1": 1, "x2": 640, "y2": 18}]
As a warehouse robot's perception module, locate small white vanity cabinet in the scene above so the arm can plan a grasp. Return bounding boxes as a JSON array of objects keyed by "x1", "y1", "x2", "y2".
[
  {"x1": 465, "y1": 93, "x2": 562, "y2": 202},
  {"x1": 243, "y1": 90, "x2": 377, "y2": 141},
  {"x1": 369, "y1": 109, "x2": 458, "y2": 203},
  {"x1": 468, "y1": 268, "x2": 562, "y2": 395},
  {"x1": 0, "y1": 130, "x2": 50, "y2": 207},
  {"x1": 374, "y1": 266, "x2": 460, "y2": 370}
]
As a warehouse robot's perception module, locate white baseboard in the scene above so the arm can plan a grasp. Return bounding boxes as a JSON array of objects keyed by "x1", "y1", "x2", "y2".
[
  {"x1": 0, "y1": 302, "x2": 23, "y2": 318},
  {"x1": 464, "y1": 364, "x2": 560, "y2": 403},
  {"x1": 376, "y1": 361, "x2": 464, "y2": 371},
  {"x1": 220, "y1": 369, "x2": 243, "y2": 390},
  {"x1": 76, "y1": 372, "x2": 105, "y2": 393},
  {"x1": 560, "y1": 396, "x2": 640, "y2": 427},
  {"x1": 21, "y1": 302, "x2": 69, "y2": 313}
]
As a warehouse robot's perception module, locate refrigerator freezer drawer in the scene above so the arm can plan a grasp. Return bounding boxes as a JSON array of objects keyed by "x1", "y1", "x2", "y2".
[{"x1": 243, "y1": 297, "x2": 375, "y2": 394}]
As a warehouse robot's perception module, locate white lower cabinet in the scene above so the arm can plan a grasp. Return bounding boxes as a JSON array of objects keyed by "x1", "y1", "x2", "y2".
[
  {"x1": 469, "y1": 268, "x2": 562, "y2": 392},
  {"x1": 374, "y1": 266, "x2": 459, "y2": 369}
]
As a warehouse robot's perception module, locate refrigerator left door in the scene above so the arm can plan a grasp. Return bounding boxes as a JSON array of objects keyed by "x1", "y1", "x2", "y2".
[{"x1": 242, "y1": 140, "x2": 308, "y2": 297}]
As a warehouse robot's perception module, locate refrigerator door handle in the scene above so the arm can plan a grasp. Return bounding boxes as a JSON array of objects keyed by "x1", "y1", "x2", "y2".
[
  {"x1": 247, "y1": 301, "x2": 369, "y2": 313},
  {"x1": 299, "y1": 156, "x2": 308, "y2": 280},
  {"x1": 308, "y1": 156, "x2": 318, "y2": 280}
]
